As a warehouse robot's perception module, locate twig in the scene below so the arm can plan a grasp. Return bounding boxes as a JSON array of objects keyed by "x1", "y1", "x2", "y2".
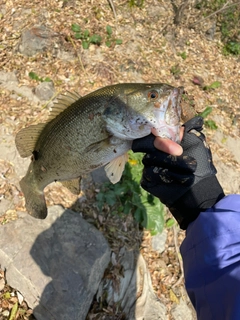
[
  {"x1": 172, "y1": 225, "x2": 184, "y2": 288},
  {"x1": 190, "y1": 1, "x2": 240, "y2": 27},
  {"x1": 42, "y1": 91, "x2": 59, "y2": 109},
  {"x1": 67, "y1": 35, "x2": 86, "y2": 76},
  {"x1": 108, "y1": 0, "x2": 117, "y2": 20}
]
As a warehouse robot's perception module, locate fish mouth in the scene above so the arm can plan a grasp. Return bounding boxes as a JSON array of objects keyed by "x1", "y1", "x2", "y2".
[{"x1": 151, "y1": 87, "x2": 183, "y2": 141}]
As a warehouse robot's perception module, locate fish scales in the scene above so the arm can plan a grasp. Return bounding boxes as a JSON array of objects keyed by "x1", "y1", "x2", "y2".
[{"x1": 15, "y1": 83, "x2": 183, "y2": 219}]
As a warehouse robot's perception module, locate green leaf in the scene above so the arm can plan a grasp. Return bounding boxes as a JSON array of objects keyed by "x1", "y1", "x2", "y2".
[
  {"x1": 29, "y1": 71, "x2": 39, "y2": 81},
  {"x1": 89, "y1": 34, "x2": 102, "y2": 44},
  {"x1": 9, "y1": 302, "x2": 18, "y2": 320},
  {"x1": 166, "y1": 218, "x2": 175, "y2": 228},
  {"x1": 106, "y1": 25, "x2": 112, "y2": 36},
  {"x1": 178, "y1": 51, "x2": 187, "y2": 60},
  {"x1": 3, "y1": 291, "x2": 11, "y2": 299},
  {"x1": 83, "y1": 29, "x2": 90, "y2": 38},
  {"x1": 82, "y1": 40, "x2": 90, "y2": 49},
  {"x1": 223, "y1": 42, "x2": 240, "y2": 56},
  {"x1": 199, "y1": 106, "x2": 212, "y2": 118},
  {"x1": 105, "y1": 191, "x2": 117, "y2": 206},
  {"x1": 144, "y1": 197, "x2": 165, "y2": 235},
  {"x1": 44, "y1": 77, "x2": 52, "y2": 82},
  {"x1": 208, "y1": 81, "x2": 222, "y2": 89},
  {"x1": 123, "y1": 202, "x2": 132, "y2": 215},
  {"x1": 71, "y1": 23, "x2": 81, "y2": 32},
  {"x1": 74, "y1": 32, "x2": 83, "y2": 39},
  {"x1": 205, "y1": 120, "x2": 218, "y2": 130},
  {"x1": 115, "y1": 39, "x2": 123, "y2": 45},
  {"x1": 105, "y1": 40, "x2": 111, "y2": 47},
  {"x1": 203, "y1": 81, "x2": 222, "y2": 91},
  {"x1": 141, "y1": 190, "x2": 165, "y2": 235},
  {"x1": 134, "y1": 207, "x2": 144, "y2": 223},
  {"x1": 114, "y1": 183, "x2": 129, "y2": 195}
]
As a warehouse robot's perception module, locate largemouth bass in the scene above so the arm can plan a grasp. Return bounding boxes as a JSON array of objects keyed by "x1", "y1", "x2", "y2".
[{"x1": 15, "y1": 83, "x2": 183, "y2": 219}]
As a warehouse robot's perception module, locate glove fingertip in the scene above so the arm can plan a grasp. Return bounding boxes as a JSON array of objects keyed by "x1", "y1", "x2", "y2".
[
  {"x1": 132, "y1": 134, "x2": 156, "y2": 153},
  {"x1": 183, "y1": 116, "x2": 204, "y2": 133}
]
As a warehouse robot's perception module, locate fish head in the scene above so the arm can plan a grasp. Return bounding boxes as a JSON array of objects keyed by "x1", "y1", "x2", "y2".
[{"x1": 102, "y1": 83, "x2": 183, "y2": 142}]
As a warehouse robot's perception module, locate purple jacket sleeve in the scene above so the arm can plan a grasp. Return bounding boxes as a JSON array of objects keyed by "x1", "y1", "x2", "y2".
[{"x1": 180, "y1": 194, "x2": 240, "y2": 320}]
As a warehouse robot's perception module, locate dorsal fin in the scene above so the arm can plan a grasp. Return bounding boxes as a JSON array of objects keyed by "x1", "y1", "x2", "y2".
[
  {"x1": 15, "y1": 91, "x2": 82, "y2": 158},
  {"x1": 47, "y1": 91, "x2": 81, "y2": 121}
]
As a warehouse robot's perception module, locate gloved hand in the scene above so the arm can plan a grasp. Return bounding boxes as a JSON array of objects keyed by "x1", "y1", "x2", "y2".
[{"x1": 132, "y1": 116, "x2": 225, "y2": 229}]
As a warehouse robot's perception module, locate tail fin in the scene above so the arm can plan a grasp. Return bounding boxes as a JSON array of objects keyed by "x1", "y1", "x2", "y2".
[{"x1": 20, "y1": 170, "x2": 47, "y2": 219}]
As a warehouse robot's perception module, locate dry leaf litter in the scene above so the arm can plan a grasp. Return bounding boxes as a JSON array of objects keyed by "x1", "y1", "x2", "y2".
[{"x1": 0, "y1": 0, "x2": 240, "y2": 319}]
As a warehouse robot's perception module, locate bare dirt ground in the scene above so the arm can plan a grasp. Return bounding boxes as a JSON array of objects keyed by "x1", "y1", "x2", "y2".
[{"x1": 0, "y1": 0, "x2": 240, "y2": 319}]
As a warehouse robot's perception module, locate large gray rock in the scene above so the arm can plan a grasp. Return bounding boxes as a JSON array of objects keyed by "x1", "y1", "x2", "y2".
[{"x1": 0, "y1": 206, "x2": 111, "y2": 320}]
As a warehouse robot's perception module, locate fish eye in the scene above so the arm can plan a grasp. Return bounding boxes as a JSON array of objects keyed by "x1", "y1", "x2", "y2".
[{"x1": 148, "y1": 90, "x2": 159, "y2": 100}]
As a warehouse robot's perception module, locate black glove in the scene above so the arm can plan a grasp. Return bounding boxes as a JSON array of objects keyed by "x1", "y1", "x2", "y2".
[{"x1": 132, "y1": 116, "x2": 225, "y2": 229}]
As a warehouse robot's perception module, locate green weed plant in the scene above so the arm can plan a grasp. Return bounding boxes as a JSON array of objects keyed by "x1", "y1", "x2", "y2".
[
  {"x1": 105, "y1": 25, "x2": 122, "y2": 47},
  {"x1": 71, "y1": 23, "x2": 102, "y2": 49},
  {"x1": 29, "y1": 72, "x2": 51, "y2": 82},
  {"x1": 200, "y1": 106, "x2": 218, "y2": 129},
  {"x1": 196, "y1": 0, "x2": 240, "y2": 55},
  {"x1": 71, "y1": 24, "x2": 122, "y2": 49},
  {"x1": 97, "y1": 151, "x2": 165, "y2": 235}
]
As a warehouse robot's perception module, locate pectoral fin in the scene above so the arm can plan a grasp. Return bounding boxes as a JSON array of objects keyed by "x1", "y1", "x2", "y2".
[
  {"x1": 61, "y1": 177, "x2": 81, "y2": 195},
  {"x1": 104, "y1": 153, "x2": 129, "y2": 184}
]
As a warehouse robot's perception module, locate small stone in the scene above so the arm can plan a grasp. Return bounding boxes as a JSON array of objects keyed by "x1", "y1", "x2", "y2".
[
  {"x1": 17, "y1": 291, "x2": 24, "y2": 305},
  {"x1": 34, "y1": 81, "x2": 55, "y2": 101},
  {"x1": 2, "y1": 310, "x2": 10, "y2": 317},
  {"x1": 151, "y1": 229, "x2": 167, "y2": 254}
]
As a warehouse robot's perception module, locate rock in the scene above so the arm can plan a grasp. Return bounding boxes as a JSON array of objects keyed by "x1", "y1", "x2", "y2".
[
  {"x1": 151, "y1": 229, "x2": 167, "y2": 254},
  {"x1": 211, "y1": 127, "x2": 240, "y2": 194},
  {"x1": 0, "y1": 124, "x2": 30, "y2": 182},
  {"x1": 0, "y1": 206, "x2": 111, "y2": 320},
  {"x1": 97, "y1": 248, "x2": 166, "y2": 319},
  {"x1": 214, "y1": 154, "x2": 240, "y2": 194},
  {"x1": 18, "y1": 25, "x2": 59, "y2": 56},
  {"x1": 0, "y1": 71, "x2": 39, "y2": 102},
  {"x1": 34, "y1": 81, "x2": 55, "y2": 101},
  {"x1": 0, "y1": 71, "x2": 18, "y2": 83},
  {"x1": 205, "y1": 22, "x2": 216, "y2": 41}
]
